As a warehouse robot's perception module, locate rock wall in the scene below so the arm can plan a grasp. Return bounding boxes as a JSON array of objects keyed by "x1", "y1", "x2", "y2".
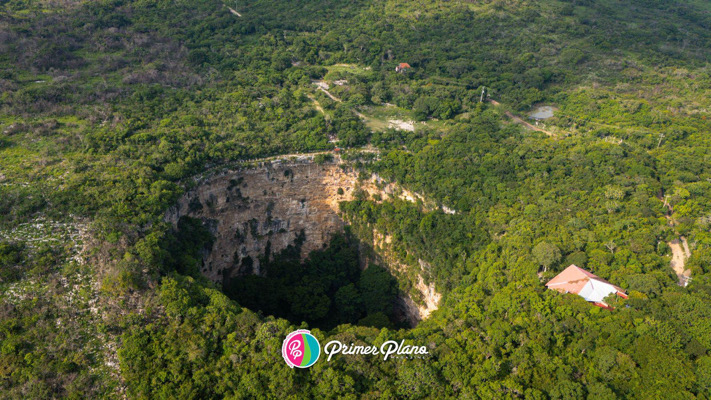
[
  {"x1": 165, "y1": 157, "x2": 442, "y2": 325},
  {"x1": 166, "y1": 160, "x2": 360, "y2": 282},
  {"x1": 368, "y1": 231, "x2": 442, "y2": 325}
]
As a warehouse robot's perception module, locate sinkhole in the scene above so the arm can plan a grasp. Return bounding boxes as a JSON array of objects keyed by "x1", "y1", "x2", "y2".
[{"x1": 165, "y1": 159, "x2": 435, "y2": 329}]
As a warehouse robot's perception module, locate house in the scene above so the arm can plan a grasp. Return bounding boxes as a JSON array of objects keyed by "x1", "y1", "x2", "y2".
[
  {"x1": 545, "y1": 264, "x2": 628, "y2": 308},
  {"x1": 395, "y1": 62, "x2": 411, "y2": 73}
]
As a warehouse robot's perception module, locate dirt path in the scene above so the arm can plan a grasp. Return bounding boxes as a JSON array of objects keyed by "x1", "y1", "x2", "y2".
[
  {"x1": 226, "y1": 7, "x2": 242, "y2": 17},
  {"x1": 314, "y1": 83, "x2": 367, "y2": 119},
  {"x1": 682, "y1": 238, "x2": 691, "y2": 258},
  {"x1": 504, "y1": 111, "x2": 554, "y2": 136},
  {"x1": 239, "y1": 147, "x2": 380, "y2": 164},
  {"x1": 317, "y1": 86, "x2": 341, "y2": 102},
  {"x1": 307, "y1": 94, "x2": 326, "y2": 116}
]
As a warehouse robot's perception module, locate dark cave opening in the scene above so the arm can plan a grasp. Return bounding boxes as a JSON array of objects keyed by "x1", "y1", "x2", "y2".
[
  {"x1": 223, "y1": 231, "x2": 404, "y2": 330},
  {"x1": 167, "y1": 216, "x2": 404, "y2": 330}
]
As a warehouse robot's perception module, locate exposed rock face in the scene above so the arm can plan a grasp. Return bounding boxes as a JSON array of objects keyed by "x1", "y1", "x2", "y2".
[
  {"x1": 669, "y1": 237, "x2": 692, "y2": 287},
  {"x1": 166, "y1": 157, "x2": 442, "y2": 325},
  {"x1": 166, "y1": 160, "x2": 360, "y2": 282},
  {"x1": 368, "y1": 231, "x2": 441, "y2": 325}
]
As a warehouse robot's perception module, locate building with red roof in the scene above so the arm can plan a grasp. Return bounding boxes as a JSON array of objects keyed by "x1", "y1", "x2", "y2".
[
  {"x1": 546, "y1": 264, "x2": 627, "y2": 308},
  {"x1": 395, "y1": 62, "x2": 411, "y2": 73}
]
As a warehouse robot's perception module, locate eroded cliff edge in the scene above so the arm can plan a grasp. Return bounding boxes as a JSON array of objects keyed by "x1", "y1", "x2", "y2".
[{"x1": 165, "y1": 156, "x2": 442, "y2": 325}]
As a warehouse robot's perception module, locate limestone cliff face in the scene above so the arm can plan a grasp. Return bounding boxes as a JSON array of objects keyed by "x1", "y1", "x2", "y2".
[
  {"x1": 166, "y1": 159, "x2": 360, "y2": 282},
  {"x1": 368, "y1": 231, "x2": 442, "y2": 325},
  {"x1": 165, "y1": 157, "x2": 442, "y2": 325}
]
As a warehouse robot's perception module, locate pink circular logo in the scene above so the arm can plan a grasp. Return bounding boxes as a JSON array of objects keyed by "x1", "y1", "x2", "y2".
[{"x1": 282, "y1": 329, "x2": 320, "y2": 368}]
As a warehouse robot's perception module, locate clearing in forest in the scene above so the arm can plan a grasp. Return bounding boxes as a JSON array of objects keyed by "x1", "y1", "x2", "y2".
[{"x1": 489, "y1": 99, "x2": 556, "y2": 137}]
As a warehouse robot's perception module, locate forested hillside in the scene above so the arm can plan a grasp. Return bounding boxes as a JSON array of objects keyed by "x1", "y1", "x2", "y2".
[{"x1": 2, "y1": 0, "x2": 711, "y2": 398}]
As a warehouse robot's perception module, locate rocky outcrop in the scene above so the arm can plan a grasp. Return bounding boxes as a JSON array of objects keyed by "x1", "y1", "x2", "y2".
[
  {"x1": 669, "y1": 237, "x2": 692, "y2": 287},
  {"x1": 166, "y1": 156, "x2": 442, "y2": 325}
]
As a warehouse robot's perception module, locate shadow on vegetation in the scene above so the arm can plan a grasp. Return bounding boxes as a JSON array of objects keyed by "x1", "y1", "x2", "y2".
[{"x1": 168, "y1": 216, "x2": 402, "y2": 330}]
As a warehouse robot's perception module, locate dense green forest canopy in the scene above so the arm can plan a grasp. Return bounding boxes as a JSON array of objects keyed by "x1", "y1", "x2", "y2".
[
  {"x1": 223, "y1": 230, "x2": 401, "y2": 330},
  {"x1": 2, "y1": 0, "x2": 711, "y2": 398}
]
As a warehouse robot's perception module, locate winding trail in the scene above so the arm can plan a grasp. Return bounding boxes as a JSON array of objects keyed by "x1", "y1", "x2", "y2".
[
  {"x1": 307, "y1": 94, "x2": 325, "y2": 116},
  {"x1": 313, "y1": 81, "x2": 366, "y2": 119}
]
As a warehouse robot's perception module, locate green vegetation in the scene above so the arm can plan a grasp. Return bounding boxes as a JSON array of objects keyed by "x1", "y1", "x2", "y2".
[
  {"x1": 225, "y1": 232, "x2": 399, "y2": 330},
  {"x1": 2, "y1": 0, "x2": 711, "y2": 398}
]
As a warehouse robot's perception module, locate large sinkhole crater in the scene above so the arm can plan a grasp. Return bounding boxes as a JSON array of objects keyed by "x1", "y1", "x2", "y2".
[{"x1": 166, "y1": 158, "x2": 441, "y2": 328}]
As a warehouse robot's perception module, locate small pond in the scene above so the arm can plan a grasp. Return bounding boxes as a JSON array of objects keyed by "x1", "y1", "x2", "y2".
[{"x1": 529, "y1": 105, "x2": 556, "y2": 120}]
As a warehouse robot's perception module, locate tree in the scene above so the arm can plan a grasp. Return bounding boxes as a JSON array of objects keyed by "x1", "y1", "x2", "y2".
[
  {"x1": 532, "y1": 242, "x2": 561, "y2": 272},
  {"x1": 697, "y1": 356, "x2": 711, "y2": 395},
  {"x1": 334, "y1": 284, "x2": 363, "y2": 323},
  {"x1": 359, "y1": 265, "x2": 397, "y2": 316}
]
